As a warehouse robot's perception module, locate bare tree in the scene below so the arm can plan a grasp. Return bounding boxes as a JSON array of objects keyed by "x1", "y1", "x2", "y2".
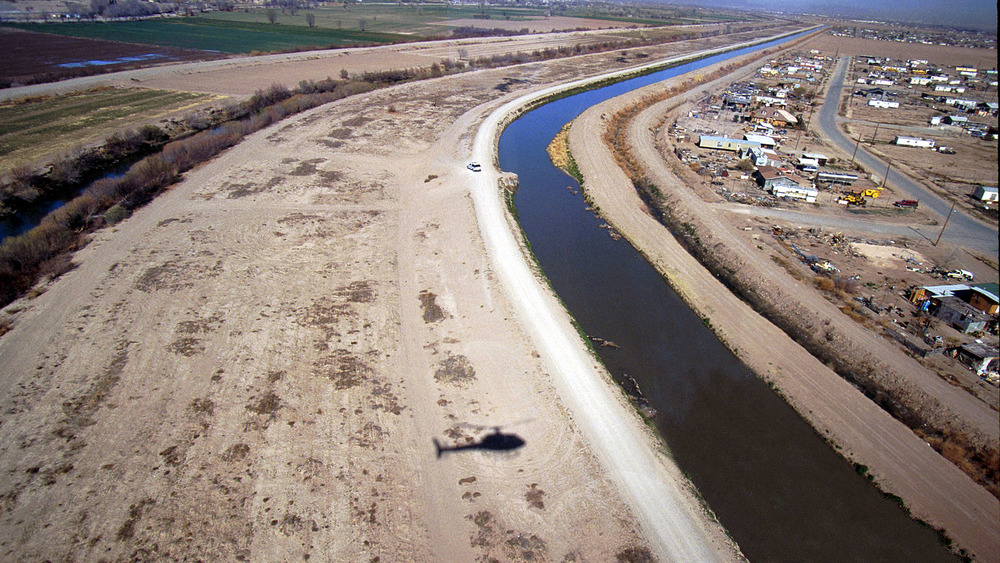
[
  {"x1": 266, "y1": 8, "x2": 277, "y2": 24},
  {"x1": 358, "y1": 18, "x2": 367, "y2": 31},
  {"x1": 305, "y1": 12, "x2": 315, "y2": 27}
]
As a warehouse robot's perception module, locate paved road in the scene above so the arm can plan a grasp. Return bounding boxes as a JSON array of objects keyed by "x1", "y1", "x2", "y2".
[{"x1": 817, "y1": 57, "x2": 998, "y2": 257}]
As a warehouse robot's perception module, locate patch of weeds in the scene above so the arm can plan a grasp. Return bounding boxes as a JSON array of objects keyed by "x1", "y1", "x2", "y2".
[
  {"x1": 159, "y1": 444, "x2": 185, "y2": 467},
  {"x1": 616, "y1": 546, "x2": 654, "y2": 562},
  {"x1": 434, "y1": 355, "x2": 475, "y2": 386},
  {"x1": 247, "y1": 390, "x2": 281, "y2": 417},
  {"x1": 418, "y1": 290, "x2": 446, "y2": 323},
  {"x1": 525, "y1": 483, "x2": 545, "y2": 509},
  {"x1": 335, "y1": 280, "x2": 376, "y2": 303},
  {"x1": 222, "y1": 443, "x2": 250, "y2": 462},
  {"x1": 167, "y1": 336, "x2": 204, "y2": 357},
  {"x1": 116, "y1": 498, "x2": 155, "y2": 541},
  {"x1": 313, "y1": 350, "x2": 372, "y2": 389},
  {"x1": 190, "y1": 397, "x2": 214, "y2": 416}
]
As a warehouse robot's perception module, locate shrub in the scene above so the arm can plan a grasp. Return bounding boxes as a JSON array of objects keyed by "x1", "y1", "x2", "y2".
[{"x1": 104, "y1": 203, "x2": 129, "y2": 225}]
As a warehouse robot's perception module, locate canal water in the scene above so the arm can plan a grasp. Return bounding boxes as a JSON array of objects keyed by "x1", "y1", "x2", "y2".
[{"x1": 498, "y1": 34, "x2": 956, "y2": 562}]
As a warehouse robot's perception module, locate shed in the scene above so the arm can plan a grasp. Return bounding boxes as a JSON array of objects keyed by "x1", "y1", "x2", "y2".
[
  {"x1": 972, "y1": 185, "x2": 998, "y2": 202},
  {"x1": 955, "y1": 342, "x2": 999, "y2": 376},
  {"x1": 969, "y1": 283, "x2": 999, "y2": 314},
  {"x1": 802, "y1": 153, "x2": 829, "y2": 166},
  {"x1": 931, "y1": 296, "x2": 988, "y2": 334}
]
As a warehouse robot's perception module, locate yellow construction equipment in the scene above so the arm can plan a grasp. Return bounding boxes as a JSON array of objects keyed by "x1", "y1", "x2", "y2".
[{"x1": 837, "y1": 193, "x2": 866, "y2": 206}]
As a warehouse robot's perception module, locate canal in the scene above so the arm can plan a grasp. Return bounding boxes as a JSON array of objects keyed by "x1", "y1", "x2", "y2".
[{"x1": 498, "y1": 33, "x2": 956, "y2": 562}]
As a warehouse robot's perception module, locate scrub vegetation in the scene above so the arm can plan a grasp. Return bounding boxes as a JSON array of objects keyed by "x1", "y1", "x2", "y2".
[{"x1": 0, "y1": 87, "x2": 214, "y2": 173}]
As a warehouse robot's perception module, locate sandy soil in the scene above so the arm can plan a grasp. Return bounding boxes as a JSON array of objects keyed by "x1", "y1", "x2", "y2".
[
  {"x1": 436, "y1": 15, "x2": 639, "y2": 33},
  {"x1": 0, "y1": 27, "x2": 683, "y2": 101},
  {"x1": 801, "y1": 34, "x2": 998, "y2": 69},
  {"x1": 567, "y1": 45, "x2": 1000, "y2": 561},
  {"x1": 0, "y1": 29, "x2": 834, "y2": 562}
]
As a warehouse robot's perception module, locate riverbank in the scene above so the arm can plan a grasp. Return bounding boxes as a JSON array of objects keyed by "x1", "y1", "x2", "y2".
[{"x1": 567, "y1": 42, "x2": 1000, "y2": 560}]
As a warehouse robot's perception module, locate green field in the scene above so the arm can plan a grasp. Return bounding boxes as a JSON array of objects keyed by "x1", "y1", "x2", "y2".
[
  {"x1": 6, "y1": 17, "x2": 409, "y2": 54},
  {"x1": 0, "y1": 87, "x2": 215, "y2": 171},
  {"x1": 5, "y1": 3, "x2": 756, "y2": 54}
]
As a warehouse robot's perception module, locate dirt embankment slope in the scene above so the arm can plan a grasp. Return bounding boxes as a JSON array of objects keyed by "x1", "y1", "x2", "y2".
[{"x1": 567, "y1": 50, "x2": 1000, "y2": 560}]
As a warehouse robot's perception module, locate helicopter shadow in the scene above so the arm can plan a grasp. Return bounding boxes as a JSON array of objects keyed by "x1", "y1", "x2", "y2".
[{"x1": 433, "y1": 427, "x2": 526, "y2": 458}]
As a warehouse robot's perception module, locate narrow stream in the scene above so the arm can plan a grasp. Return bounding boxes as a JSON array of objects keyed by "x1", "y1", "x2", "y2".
[{"x1": 499, "y1": 33, "x2": 956, "y2": 562}]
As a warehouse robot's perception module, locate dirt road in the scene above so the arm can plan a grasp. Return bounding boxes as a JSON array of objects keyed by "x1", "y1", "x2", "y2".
[{"x1": 567, "y1": 48, "x2": 1000, "y2": 560}]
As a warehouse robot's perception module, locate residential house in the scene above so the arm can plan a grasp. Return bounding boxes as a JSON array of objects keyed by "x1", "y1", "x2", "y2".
[
  {"x1": 698, "y1": 135, "x2": 760, "y2": 152},
  {"x1": 739, "y1": 146, "x2": 768, "y2": 166},
  {"x1": 743, "y1": 134, "x2": 777, "y2": 149},
  {"x1": 751, "y1": 108, "x2": 798, "y2": 127},
  {"x1": 869, "y1": 99, "x2": 900, "y2": 108},
  {"x1": 894, "y1": 136, "x2": 936, "y2": 148},
  {"x1": 769, "y1": 177, "x2": 818, "y2": 202},
  {"x1": 754, "y1": 165, "x2": 783, "y2": 189}
]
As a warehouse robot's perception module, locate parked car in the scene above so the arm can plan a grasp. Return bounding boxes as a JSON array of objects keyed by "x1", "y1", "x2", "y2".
[
  {"x1": 893, "y1": 199, "x2": 919, "y2": 208},
  {"x1": 467, "y1": 162, "x2": 481, "y2": 172}
]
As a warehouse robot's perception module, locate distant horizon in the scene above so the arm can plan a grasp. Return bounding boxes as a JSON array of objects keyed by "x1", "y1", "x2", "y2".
[{"x1": 670, "y1": 0, "x2": 998, "y2": 33}]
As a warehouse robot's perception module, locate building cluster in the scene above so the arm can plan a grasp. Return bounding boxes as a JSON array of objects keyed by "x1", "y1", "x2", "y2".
[
  {"x1": 852, "y1": 57, "x2": 999, "y2": 141},
  {"x1": 676, "y1": 52, "x2": 885, "y2": 204},
  {"x1": 829, "y1": 26, "x2": 996, "y2": 50},
  {"x1": 906, "y1": 283, "x2": 999, "y2": 381}
]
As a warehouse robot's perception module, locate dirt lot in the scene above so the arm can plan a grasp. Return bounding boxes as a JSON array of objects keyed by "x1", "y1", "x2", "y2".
[
  {"x1": 802, "y1": 33, "x2": 999, "y2": 69},
  {"x1": 436, "y1": 15, "x2": 640, "y2": 32},
  {"x1": 0, "y1": 30, "x2": 824, "y2": 561}
]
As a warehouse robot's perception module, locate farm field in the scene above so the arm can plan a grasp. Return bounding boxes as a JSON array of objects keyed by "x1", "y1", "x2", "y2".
[
  {"x1": 5, "y1": 17, "x2": 408, "y2": 54},
  {"x1": 0, "y1": 27, "x2": 223, "y2": 87},
  {"x1": 0, "y1": 87, "x2": 220, "y2": 172}
]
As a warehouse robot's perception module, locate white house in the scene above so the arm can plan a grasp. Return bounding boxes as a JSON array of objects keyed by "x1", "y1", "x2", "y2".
[
  {"x1": 743, "y1": 134, "x2": 777, "y2": 148},
  {"x1": 770, "y1": 178, "x2": 818, "y2": 203},
  {"x1": 869, "y1": 99, "x2": 900, "y2": 108},
  {"x1": 739, "y1": 146, "x2": 768, "y2": 166},
  {"x1": 972, "y1": 185, "x2": 998, "y2": 203},
  {"x1": 894, "y1": 136, "x2": 936, "y2": 148}
]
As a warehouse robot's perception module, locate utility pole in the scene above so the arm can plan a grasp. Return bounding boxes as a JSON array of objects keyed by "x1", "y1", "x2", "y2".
[
  {"x1": 869, "y1": 121, "x2": 880, "y2": 146},
  {"x1": 850, "y1": 135, "x2": 862, "y2": 164},
  {"x1": 881, "y1": 161, "x2": 891, "y2": 189},
  {"x1": 934, "y1": 203, "x2": 956, "y2": 246}
]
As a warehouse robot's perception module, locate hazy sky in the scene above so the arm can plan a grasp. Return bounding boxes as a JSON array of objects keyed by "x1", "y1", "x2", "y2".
[{"x1": 678, "y1": 0, "x2": 998, "y2": 31}]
